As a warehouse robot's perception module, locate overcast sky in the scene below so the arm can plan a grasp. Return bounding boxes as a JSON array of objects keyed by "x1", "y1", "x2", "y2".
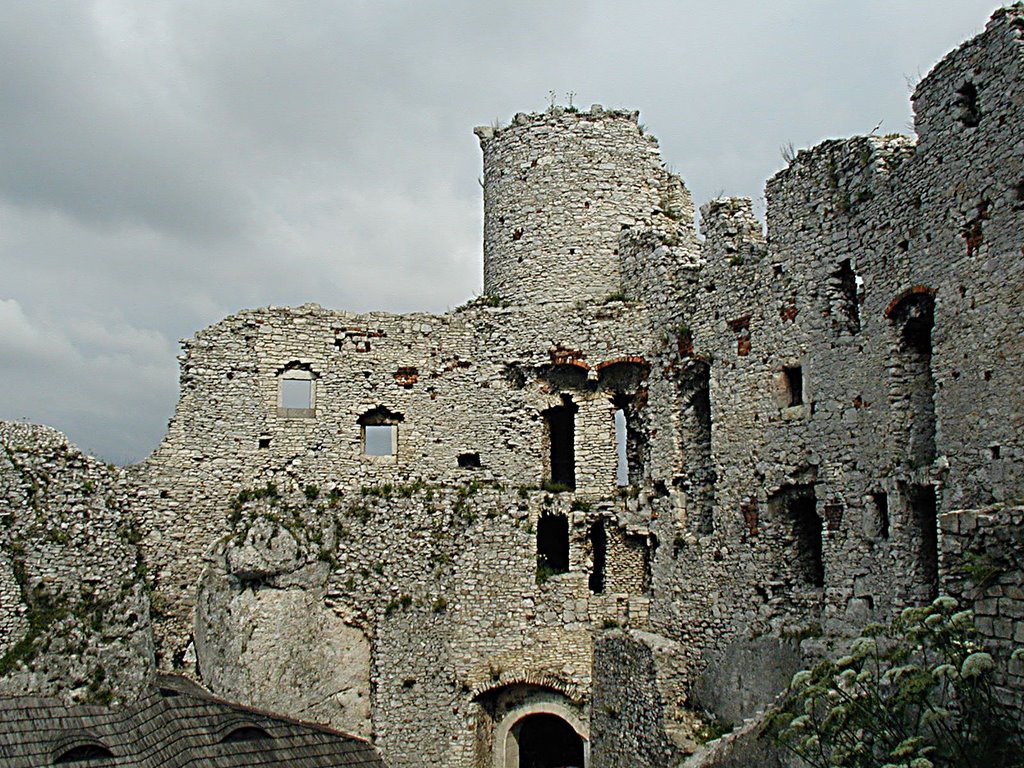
[{"x1": 0, "y1": 0, "x2": 1002, "y2": 464}]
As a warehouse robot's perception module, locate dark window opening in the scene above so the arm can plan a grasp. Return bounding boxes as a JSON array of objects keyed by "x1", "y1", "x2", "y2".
[
  {"x1": 458, "y1": 452, "x2": 481, "y2": 468},
  {"x1": 784, "y1": 366, "x2": 804, "y2": 407},
  {"x1": 828, "y1": 259, "x2": 861, "y2": 333},
  {"x1": 770, "y1": 484, "x2": 823, "y2": 588},
  {"x1": 537, "y1": 514, "x2": 569, "y2": 582},
  {"x1": 588, "y1": 520, "x2": 606, "y2": 594},
  {"x1": 890, "y1": 292, "x2": 936, "y2": 467},
  {"x1": 514, "y1": 713, "x2": 585, "y2": 768},
  {"x1": 870, "y1": 491, "x2": 890, "y2": 539},
  {"x1": 679, "y1": 361, "x2": 714, "y2": 534},
  {"x1": 541, "y1": 364, "x2": 588, "y2": 391},
  {"x1": 55, "y1": 744, "x2": 115, "y2": 762},
  {"x1": 955, "y1": 81, "x2": 981, "y2": 127},
  {"x1": 543, "y1": 396, "x2": 577, "y2": 490},
  {"x1": 221, "y1": 725, "x2": 273, "y2": 743},
  {"x1": 990, "y1": 445, "x2": 1001, "y2": 460},
  {"x1": 258, "y1": 437, "x2": 271, "y2": 450},
  {"x1": 597, "y1": 361, "x2": 648, "y2": 392},
  {"x1": 908, "y1": 484, "x2": 938, "y2": 602}
]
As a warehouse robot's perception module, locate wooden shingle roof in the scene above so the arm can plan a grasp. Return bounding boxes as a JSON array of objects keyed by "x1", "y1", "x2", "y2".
[{"x1": 0, "y1": 678, "x2": 385, "y2": 768}]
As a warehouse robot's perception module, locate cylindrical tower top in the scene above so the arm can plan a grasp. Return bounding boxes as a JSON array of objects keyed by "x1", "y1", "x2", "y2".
[{"x1": 475, "y1": 106, "x2": 667, "y2": 307}]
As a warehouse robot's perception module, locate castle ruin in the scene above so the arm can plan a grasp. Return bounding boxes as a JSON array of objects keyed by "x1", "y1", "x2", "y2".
[{"x1": 2, "y1": 6, "x2": 1023, "y2": 767}]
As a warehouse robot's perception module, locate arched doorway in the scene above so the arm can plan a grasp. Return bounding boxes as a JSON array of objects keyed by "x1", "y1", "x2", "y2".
[
  {"x1": 512, "y1": 713, "x2": 585, "y2": 768},
  {"x1": 477, "y1": 683, "x2": 589, "y2": 768}
]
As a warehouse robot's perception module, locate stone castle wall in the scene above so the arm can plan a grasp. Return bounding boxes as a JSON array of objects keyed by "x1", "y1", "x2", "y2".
[
  {"x1": 940, "y1": 505, "x2": 1024, "y2": 714},
  {"x1": 0, "y1": 423, "x2": 154, "y2": 704},
  {"x1": 1, "y1": 6, "x2": 1023, "y2": 768}
]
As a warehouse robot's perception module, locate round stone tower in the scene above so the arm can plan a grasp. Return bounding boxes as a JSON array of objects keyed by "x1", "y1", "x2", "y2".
[{"x1": 474, "y1": 106, "x2": 668, "y2": 307}]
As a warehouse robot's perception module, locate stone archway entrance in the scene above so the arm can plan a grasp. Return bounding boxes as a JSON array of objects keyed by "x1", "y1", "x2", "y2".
[
  {"x1": 480, "y1": 685, "x2": 590, "y2": 768},
  {"x1": 512, "y1": 713, "x2": 585, "y2": 768}
]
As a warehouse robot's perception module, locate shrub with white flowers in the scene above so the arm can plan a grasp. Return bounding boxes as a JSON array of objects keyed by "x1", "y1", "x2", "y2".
[{"x1": 765, "y1": 597, "x2": 1023, "y2": 767}]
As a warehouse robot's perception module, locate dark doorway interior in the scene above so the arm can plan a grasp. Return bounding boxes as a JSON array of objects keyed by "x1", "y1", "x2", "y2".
[
  {"x1": 544, "y1": 396, "x2": 578, "y2": 489},
  {"x1": 516, "y1": 713, "x2": 585, "y2": 768},
  {"x1": 588, "y1": 520, "x2": 606, "y2": 594},
  {"x1": 908, "y1": 483, "x2": 938, "y2": 601},
  {"x1": 769, "y1": 484, "x2": 823, "y2": 588},
  {"x1": 537, "y1": 514, "x2": 570, "y2": 582}
]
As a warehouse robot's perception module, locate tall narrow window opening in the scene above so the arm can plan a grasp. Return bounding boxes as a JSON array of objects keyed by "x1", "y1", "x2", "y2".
[
  {"x1": 870, "y1": 491, "x2": 890, "y2": 540},
  {"x1": 907, "y1": 484, "x2": 938, "y2": 601},
  {"x1": 613, "y1": 408, "x2": 628, "y2": 486},
  {"x1": 588, "y1": 520, "x2": 606, "y2": 594},
  {"x1": 956, "y1": 81, "x2": 981, "y2": 127},
  {"x1": 537, "y1": 514, "x2": 569, "y2": 583},
  {"x1": 783, "y1": 366, "x2": 804, "y2": 407},
  {"x1": 609, "y1": 391, "x2": 645, "y2": 488},
  {"x1": 889, "y1": 291, "x2": 936, "y2": 467},
  {"x1": 828, "y1": 259, "x2": 861, "y2": 334},
  {"x1": 543, "y1": 395, "x2": 577, "y2": 490}
]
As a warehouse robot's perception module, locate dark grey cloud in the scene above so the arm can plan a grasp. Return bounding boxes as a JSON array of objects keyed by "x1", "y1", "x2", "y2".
[{"x1": 0, "y1": 0, "x2": 1002, "y2": 463}]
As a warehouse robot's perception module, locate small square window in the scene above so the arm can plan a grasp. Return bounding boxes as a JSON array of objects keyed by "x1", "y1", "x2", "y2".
[
  {"x1": 364, "y1": 424, "x2": 396, "y2": 456},
  {"x1": 280, "y1": 378, "x2": 312, "y2": 409}
]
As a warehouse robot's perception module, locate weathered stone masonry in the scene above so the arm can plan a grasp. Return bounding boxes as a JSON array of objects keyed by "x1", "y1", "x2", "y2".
[{"x1": 1, "y1": 7, "x2": 1022, "y2": 768}]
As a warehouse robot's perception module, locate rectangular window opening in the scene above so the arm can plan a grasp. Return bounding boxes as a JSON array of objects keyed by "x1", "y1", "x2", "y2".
[
  {"x1": 458, "y1": 452, "x2": 481, "y2": 468},
  {"x1": 870, "y1": 491, "x2": 890, "y2": 539},
  {"x1": 784, "y1": 366, "x2": 804, "y2": 407},
  {"x1": 364, "y1": 424, "x2": 397, "y2": 456},
  {"x1": 679, "y1": 361, "x2": 714, "y2": 534},
  {"x1": 537, "y1": 514, "x2": 569, "y2": 584},
  {"x1": 588, "y1": 520, "x2": 606, "y2": 594},
  {"x1": 544, "y1": 397, "x2": 577, "y2": 490},
  {"x1": 613, "y1": 409, "x2": 629, "y2": 487},
  {"x1": 828, "y1": 259, "x2": 861, "y2": 334},
  {"x1": 280, "y1": 378, "x2": 312, "y2": 410},
  {"x1": 770, "y1": 484, "x2": 823, "y2": 588},
  {"x1": 908, "y1": 484, "x2": 938, "y2": 601},
  {"x1": 891, "y1": 293, "x2": 936, "y2": 467}
]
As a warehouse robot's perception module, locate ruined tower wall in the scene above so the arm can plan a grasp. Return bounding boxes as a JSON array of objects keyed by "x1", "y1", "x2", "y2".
[
  {"x1": 633, "y1": 5, "x2": 1024, "y2": 726},
  {"x1": 908, "y1": 6, "x2": 1024, "y2": 510},
  {"x1": 476, "y1": 107, "x2": 673, "y2": 307}
]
